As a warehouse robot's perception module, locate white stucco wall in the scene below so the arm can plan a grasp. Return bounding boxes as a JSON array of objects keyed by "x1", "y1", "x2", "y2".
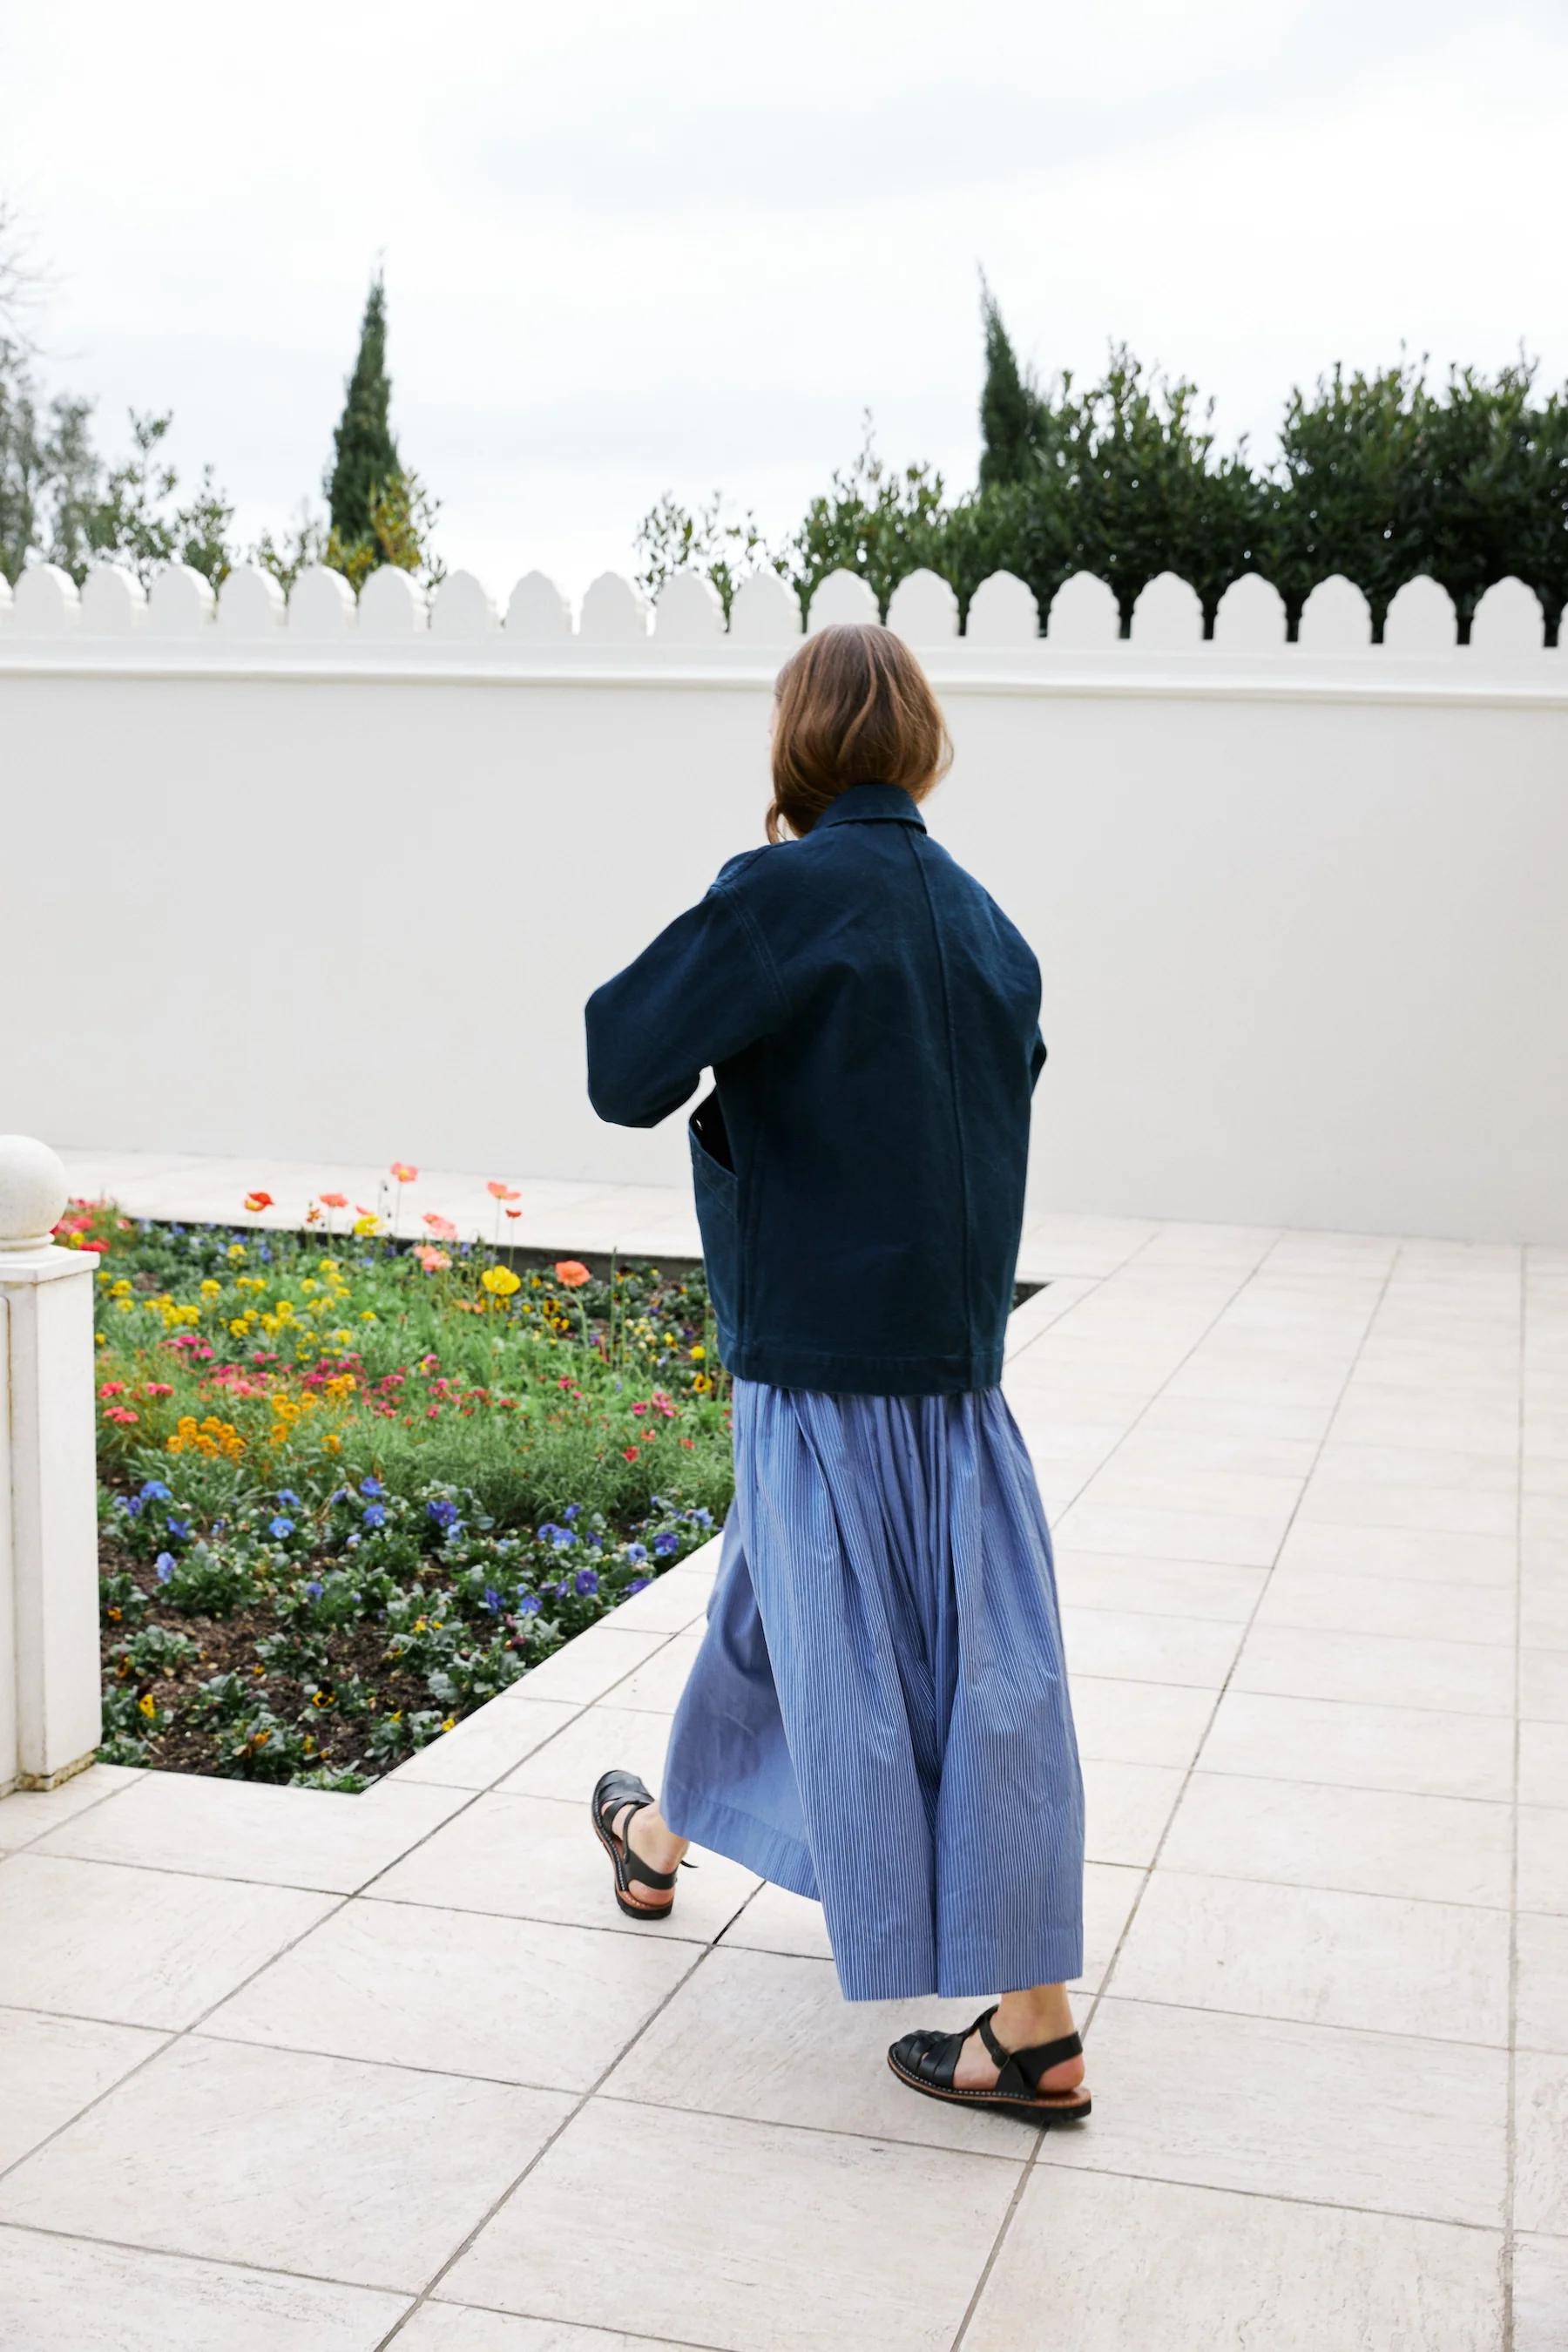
[{"x1": 2, "y1": 560, "x2": 1565, "y2": 1240}]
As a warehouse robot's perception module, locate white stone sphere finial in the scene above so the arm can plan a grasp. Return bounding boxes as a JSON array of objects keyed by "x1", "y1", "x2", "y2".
[{"x1": 0, "y1": 1134, "x2": 71, "y2": 1254}]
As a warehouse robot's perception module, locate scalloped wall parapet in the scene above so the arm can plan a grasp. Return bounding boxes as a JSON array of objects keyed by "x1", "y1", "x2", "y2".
[{"x1": 0, "y1": 559, "x2": 1557, "y2": 659}]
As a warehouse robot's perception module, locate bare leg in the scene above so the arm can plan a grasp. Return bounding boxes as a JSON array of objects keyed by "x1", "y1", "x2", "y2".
[
  {"x1": 951, "y1": 1982, "x2": 1084, "y2": 2097},
  {"x1": 611, "y1": 1800, "x2": 689, "y2": 1910}
]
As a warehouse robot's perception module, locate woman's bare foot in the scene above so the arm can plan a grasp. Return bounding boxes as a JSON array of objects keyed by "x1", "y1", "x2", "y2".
[
  {"x1": 950, "y1": 1984, "x2": 1084, "y2": 2097},
  {"x1": 610, "y1": 1799, "x2": 689, "y2": 1910}
]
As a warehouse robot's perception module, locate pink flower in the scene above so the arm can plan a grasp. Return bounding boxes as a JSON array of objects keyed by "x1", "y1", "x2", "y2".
[
  {"x1": 422, "y1": 1213, "x2": 458, "y2": 1241},
  {"x1": 414, "y1": 1246, "x2": 451, "y2": 1272},
  {"x1": 390, "y1": 1162, "x2": 418, "y2": 1184},
  {"x1": 104, "y1": 1405, "x2": 139, "y2": 1425},
  {"x1": 98, "y1": 1381, "x2": 126, "y2": 1397},
  {"x1": 487, "y1": 1179, "x2": 521, "y2": 1201},
  {"x1": 319, "y1": 1192, "x2": 348, "y2": 1210}
]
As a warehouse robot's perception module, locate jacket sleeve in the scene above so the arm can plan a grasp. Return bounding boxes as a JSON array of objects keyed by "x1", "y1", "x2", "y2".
[
  {"x1": 1030, "y1": 1027, "x2": 1048, "y2": 1092},
  {"x1": 585, "y1": 877, "x2": 788, "y2": 1129}
]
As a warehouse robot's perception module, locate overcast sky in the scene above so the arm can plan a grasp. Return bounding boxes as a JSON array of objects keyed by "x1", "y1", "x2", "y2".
[{"x1": 3, "y1": 0, "x2": 1564, "y2": 601}]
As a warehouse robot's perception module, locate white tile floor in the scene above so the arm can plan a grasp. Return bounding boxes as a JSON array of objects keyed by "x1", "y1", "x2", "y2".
[{"x1": 3, "y1": 1168, "x2": 1565, "y2": 2348}]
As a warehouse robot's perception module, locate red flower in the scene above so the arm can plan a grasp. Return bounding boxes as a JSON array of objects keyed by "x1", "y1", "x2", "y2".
[
  {"x1": 504, "y1": 1208, "x2": 523, "y2": 1222},
  {"x1": 98, "y1": 1381, "x2": 126, "y2": 1397},
  {"x1": 244, "y1": 1190, "x2": 274, "y2": 1213},
  {"x1": 554, "y1": 1260, "x2": 591, "y2": 1288},
  {"x1": 319, "y1": 1192, "x2": 348, "y2": 1210},
  {"x1": 623, "y1": 1446, "x2": 639, "y2": 1461}
]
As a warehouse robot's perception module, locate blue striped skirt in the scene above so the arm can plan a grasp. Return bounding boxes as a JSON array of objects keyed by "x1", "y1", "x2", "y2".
[{"x1": 660, "y1": 1379, "x2": 1085, "y2": 2002}]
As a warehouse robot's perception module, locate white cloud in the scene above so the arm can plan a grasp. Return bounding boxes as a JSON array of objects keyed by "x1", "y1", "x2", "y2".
[{"x1": 2, "y1": 0, "x2": 1562, "y2": 598}]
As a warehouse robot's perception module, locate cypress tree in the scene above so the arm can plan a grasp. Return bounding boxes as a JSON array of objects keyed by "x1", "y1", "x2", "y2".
[
  {"x1": 326, "y1": 273, "x2": 398, "y2": 546},
  {"x1": 978, "y1": 280, "x2": 1041, "y2": 491}
]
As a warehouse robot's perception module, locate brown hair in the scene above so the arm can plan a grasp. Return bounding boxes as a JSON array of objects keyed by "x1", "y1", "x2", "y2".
[{"x1": 767, "y1": 622, "x2": 952, "y2": 841}]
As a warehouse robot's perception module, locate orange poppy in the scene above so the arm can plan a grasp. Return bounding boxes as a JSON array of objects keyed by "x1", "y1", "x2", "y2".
[
  {"x1": 554, "y1": 1260, "x2": 591, "y2": 1288},
  {"x1": 244, "y1": 1191, "x2": 274, "y2": 1213}
]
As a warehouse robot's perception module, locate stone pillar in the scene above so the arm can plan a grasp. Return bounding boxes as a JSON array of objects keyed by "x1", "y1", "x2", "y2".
[{"x1": 0, "y1": 1136, "x2": 103, "y2": 1794}]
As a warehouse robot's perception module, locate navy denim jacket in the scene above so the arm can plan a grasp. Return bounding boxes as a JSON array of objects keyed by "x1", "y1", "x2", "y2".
[{"x1": 585, "y1": 782, "x2": 1045, "y2": 1396}]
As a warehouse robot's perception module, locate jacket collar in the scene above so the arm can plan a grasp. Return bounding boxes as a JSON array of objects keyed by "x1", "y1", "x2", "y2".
[{"x1": 813, "y1": 782, "x2": 927, "y2": 832}]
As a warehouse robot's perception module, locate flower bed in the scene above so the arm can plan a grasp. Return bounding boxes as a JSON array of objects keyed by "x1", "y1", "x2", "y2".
[{"x1": 67, "y1": 1188, "x2": 732, "y2": 1789}]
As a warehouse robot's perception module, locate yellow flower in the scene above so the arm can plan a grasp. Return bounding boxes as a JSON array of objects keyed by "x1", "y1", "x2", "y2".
[
  {"x1": 199, "y1": 1278, "x2": 221, "y2": 1300},
  {"x1": 227, "y1": 1243, "x2": 247, "y2": 1261},
  {"x1": 114, "y1": 1296, "x2": 134, "y2": 1313},
  {"x1": 439, "y1": 1716, "x2": 456, "y2": 1733},
  {"x1": 137, "y1": 1693, "x2": 158, "y2": 1719},
  {"x1": 360, "y1": 1308, "x2": 376, "y2": 1321},
  {"x1": 481, "y1": 1266, "x2": 521, "y2": 1298},
  {"x1": 689, "y1": 1343, "x2": 706, "y2": 1361},
  {"x1": 352, "y1": 1214, "x2": 379, "y2": 1237},
  {"x1": 322, "y1": 1432, "x2": 341, "y2": 1454},
  {"x1": 110, "y1": 1278, "x2": 132, "y2": 1299}
]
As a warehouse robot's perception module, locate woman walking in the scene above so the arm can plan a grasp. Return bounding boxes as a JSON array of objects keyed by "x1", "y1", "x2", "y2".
[{"x1": 584, "y1": 622, "x2": 1087, "y2": 2123}]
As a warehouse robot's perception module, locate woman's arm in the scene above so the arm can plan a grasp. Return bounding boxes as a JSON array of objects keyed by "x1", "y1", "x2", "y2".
[{"x1": 585, "y1": 875, "x2": 788, "y2": 1129}]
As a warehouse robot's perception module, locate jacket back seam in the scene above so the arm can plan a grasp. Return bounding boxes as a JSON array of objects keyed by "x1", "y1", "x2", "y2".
[
  {"x1": 905, "y1": 830, "x2": 975, "y2": 1355},
  {"x1": 713, "y1": 875, "x2": 791, "y2": 1030}
]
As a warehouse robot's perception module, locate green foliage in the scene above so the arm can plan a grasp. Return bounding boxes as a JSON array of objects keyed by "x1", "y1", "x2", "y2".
[
  {"x1": 325, "y1": 273, "x2": 399, "y2": 550},
  {"x1": 1267, "y1": 359, "x2": 1566, "y2": 630},
  {"x1": 78, "y1": 410, "x2": 236, "y2": 587},
  {"x1": 81, "y1": 1204, "x2": 730, "y2": 1788},
  {"x1": 654, "y1": 294, "x2": 1568, "y2": 640},
  {"x1": 0, "y1": 337, "x2": 107, "y2": 585},
  {"x1": 789, "y1": 417, "x2": 955, "y2": 618},
  {"x1": 1, "y1": 349, "x2": 238, "y2": 590},
  {"x1": 977, "y1": 280, "x2": 1039, "y2": 492},
  {"x1": 316, "y1": 274, "x2": 443, "y2": 591},
  {"x1": 633, "y1": 489, "x2": 785, "y2": 618},
  {"x1": 327, "y1": 465, "x2": 445, "y2": 594}
]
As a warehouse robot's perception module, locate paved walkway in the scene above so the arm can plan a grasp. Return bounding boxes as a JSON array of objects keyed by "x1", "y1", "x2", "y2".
[{"x1": 1, "y1": 1184, "x2": 1564, "y2": 2349}]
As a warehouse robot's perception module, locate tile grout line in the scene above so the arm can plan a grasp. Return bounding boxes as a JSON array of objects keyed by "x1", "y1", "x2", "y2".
[
  {"x1": 1501, "y1": 1247, "x2": 1528, "y2": 2352},
  {"x1": 6, "y1": 1950, "x2": 1532, "y2": 2093},
  {"x1": 946, "y1": 1225, "x2": 1295, "y2": 2348},
  {"x1": 371, "y1": 1902, "x2": 758, "y2": 2347},
  {"x1": 374, "y1": 1261, "x2": 1125, "y2": 2342},
  {"x1": 0, "y1": 1605, "x2": 708, "y2": 2197},
  {"x1": 1075, "y1": 1241, "x2": 1402, "y2": 2040},
  {"x1": 951, "y1": 1234, "x2": 1404, "y2": 2350}
]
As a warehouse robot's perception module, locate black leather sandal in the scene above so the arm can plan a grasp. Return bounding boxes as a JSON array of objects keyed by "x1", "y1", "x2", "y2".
[
  {"x1": 888, "y1": 2005, "x2": 1092, "y2": 2124},
  {"x1": 591, "y1": 1768, "x2": 680, "y2": 1921}
]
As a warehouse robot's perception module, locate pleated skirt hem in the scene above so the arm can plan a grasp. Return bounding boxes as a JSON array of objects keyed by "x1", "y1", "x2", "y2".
[
  {"x1": 663, "y1": 1776, "x2": 1085, "y2": 2003},
  {"x1": 660, "y1": 1779, "x2": 821, "y2": 1906}
]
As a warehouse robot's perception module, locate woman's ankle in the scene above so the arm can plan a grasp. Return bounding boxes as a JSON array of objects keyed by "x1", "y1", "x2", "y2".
[
  {"x1": 994, "y1": 1984, "x2": 1075, "y2": 2050},
  {"x1": 626, "y1": 1803, "x2": 688, "y2": 1875}
]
